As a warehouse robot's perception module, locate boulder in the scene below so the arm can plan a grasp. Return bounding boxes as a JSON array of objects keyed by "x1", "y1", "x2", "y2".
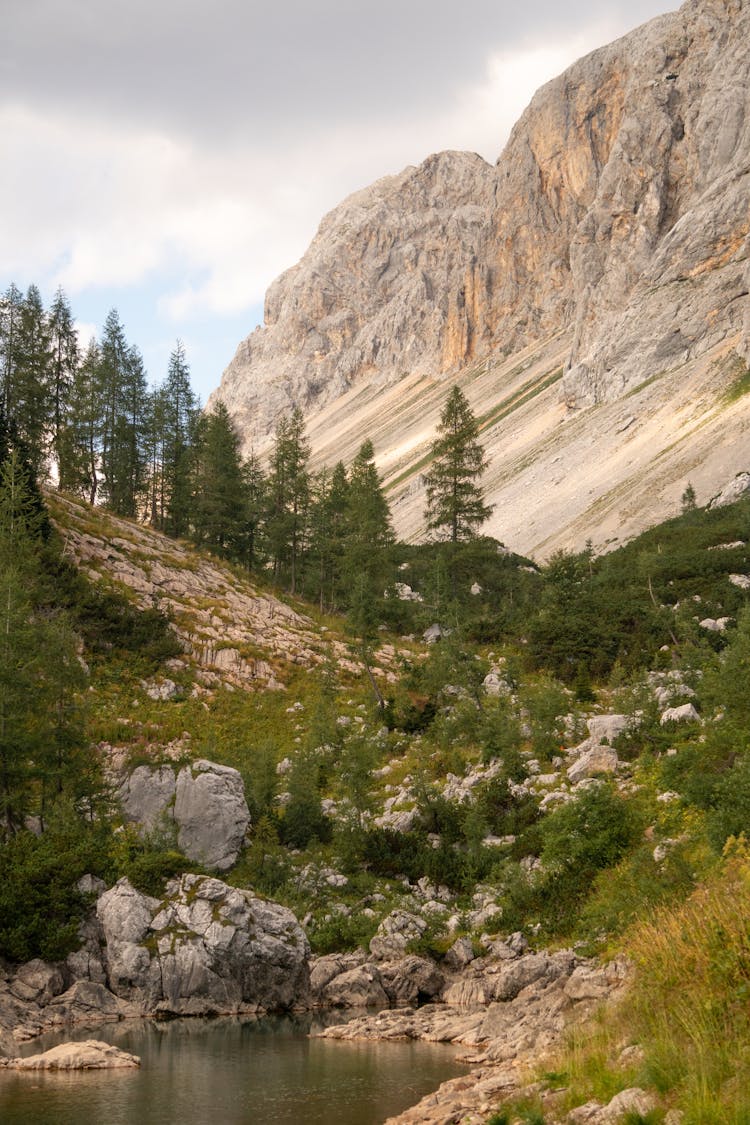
[
  {"x1": 369, "y1": 910, "x2": 428, "y2": 961},
  {"x1": 3, "y1": 1039, "x2": 139, "y2": 1070},
  {"x1": 708, "y1": 473, "x2": 750, "y2": 509},
  {"x1": 586, "y1": 714, "x2": 630, "y2": 744},
  {"x1": 310, "y1": 951, "x2": 366, "y2": 997},
  {"x1": 443, "y1": 936, "x2": 476, "y2": 972},
  {"x1": 96, "y1": 874, "x2": 310, "y2": 1015},
  {"x1": 118, "y1": 764, "x2": 176, "y2": 835},
  {"x1": 316, "y1": 965, "x2": 389, "y2": 1009},
  {"x1": 174, "y1": 759, "x2": 250, "y2": 869},
  {"x1": 378, "y1": 956, "x2": 444, "y2": 1005},
  {"x1": 660, "y1": 703, "x2": 700, "y2": 726},
  {"x1": 567, "y1": 746, "x2": 618, "y2": 785},
  {"x1": 47, "y1": 980, "x2": 126, "y2": 1022},
  {"x1": 9, "y1": 960, "x2": 66, "y2": 1006}
]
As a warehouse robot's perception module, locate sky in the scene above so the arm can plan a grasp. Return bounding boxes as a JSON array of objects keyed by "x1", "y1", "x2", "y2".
[{"x1": 1, "y1": 0, "x2": 676, "y2": 402}]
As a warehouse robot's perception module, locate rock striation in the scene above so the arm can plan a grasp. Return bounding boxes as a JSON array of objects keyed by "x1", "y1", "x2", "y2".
[{"x1": 211, "y1": 0, "x2": 750, "y2": 558}]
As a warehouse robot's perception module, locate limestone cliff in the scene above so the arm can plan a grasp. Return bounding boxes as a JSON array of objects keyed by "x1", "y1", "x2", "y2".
[{"x1": 211, "y1": 0, "x2": 750, "y2": 556}]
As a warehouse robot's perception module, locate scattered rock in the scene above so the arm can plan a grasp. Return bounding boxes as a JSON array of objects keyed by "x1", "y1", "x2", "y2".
[
  {"x1": 567, "y1": 746, "x2": 618, "y2": 785},
  {"x1": 660, "y1": 703, "x2": 700, "y2": 726}
]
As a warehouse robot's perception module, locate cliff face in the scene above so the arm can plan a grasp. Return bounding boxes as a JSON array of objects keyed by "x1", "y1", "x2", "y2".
[{"x1": 210, "y1": 0, "x2": 750, "y2": 555}]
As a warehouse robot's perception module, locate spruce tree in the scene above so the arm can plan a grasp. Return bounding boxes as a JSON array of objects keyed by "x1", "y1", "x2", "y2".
[
  {"x1": 192, "y1": 402, "x2": 247, "y2": 557},
  {"x1": 47, "y1": 288, "x2": 79, "y2": 481},
  {"x1": 266, "y1": 407, "x2": 311, "y2": 593},
  {"x1": 424, "y1": 386, "x2": 492, "y2": 542}
]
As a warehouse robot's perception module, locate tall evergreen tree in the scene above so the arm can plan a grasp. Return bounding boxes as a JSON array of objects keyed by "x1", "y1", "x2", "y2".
[
  {"x1": 266, "y1": 407, "x2": 311, "y2": 593},
  {"x1": 58, "y1": 339, "x2": 102, "y2": 504},
  {"x1": 11, "y1": 286, "x2": 52, "y2": 476},
  {"x1": 424, "y1": 386, "x2": 492, "y2": 542},
  {"x1": 308, "y1": 461, "x2": 349, "y2": 611},
  {"x1": 47, "y1": 288, "x2": 79, "y2": 482},
  {"x1": 161, "y1": 340, "x2": 198, "y2": 537},
  {"x1": 192, "y1": 402, "x2": 247, "y2": 557},
  {"x1": 0, "y1": 284, "x2": 24, "y2": 417}
]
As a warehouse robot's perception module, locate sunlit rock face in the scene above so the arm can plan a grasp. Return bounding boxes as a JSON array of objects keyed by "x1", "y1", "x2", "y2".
[{"x1": 211, "y1": 0, "x2": 750, "y2": 557}]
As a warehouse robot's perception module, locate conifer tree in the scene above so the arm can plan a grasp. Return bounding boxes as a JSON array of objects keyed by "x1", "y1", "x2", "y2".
[
  {"x1": 424, "y1": 386, "x2": 492, "y2": 542},
  {"x1": 192, "y1": 402, "x2": 247, "y2": 557},
  {"x1": 266, "y1": 407, "x2": 311, "y2": 593},
  {"x1": 47, "y1": 288, "x2": 79, "y2": 480},
  {"x1": 57, "y1": 339, "x2": 102, "y2": 503},
  {"x1": 11, "y1": 286, "x2": 52, "y2": 476}
]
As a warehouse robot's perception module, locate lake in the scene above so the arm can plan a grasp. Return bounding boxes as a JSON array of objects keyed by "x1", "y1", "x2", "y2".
[{"x1": 0, "y1": 1014, "x2": 466, "y2": 1124}]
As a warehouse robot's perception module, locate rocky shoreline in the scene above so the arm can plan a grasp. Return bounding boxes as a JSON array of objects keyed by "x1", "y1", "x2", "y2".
[{"x1": 0, "y1": 871, "x2": 629, "y2": 1120}]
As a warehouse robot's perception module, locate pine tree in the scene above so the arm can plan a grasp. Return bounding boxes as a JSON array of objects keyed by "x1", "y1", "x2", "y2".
[
  {"x1": 341, "y1": 441, "x2": 394, "y2": 709},
  {"x1": 192, "y1": 402, "x2": 247, "y2": 557},
  {"x1": 308, "y1": 461, "x2": 349, "y2": 611},
  {"x1": 47, "y1": 288, "x2": 79, "y2": 481},
  {"x1": 11, "y1": 286, "x2": 53, "y2": 477},
  {"x1": 266, "y1": 407, "x2": 311, "y2": 593},
  {"x1": 161, "y1": 340, "x2": 198, "y2": 537},
  {"x1": 57, "y1": 339, "x2": 102, "y2": 503},
  {"x1": 424, "y1": 386, "x2": 492, "y2": 542},
  {"x1": 0, "y1": 284, "x2": 24, "y2": 417}
]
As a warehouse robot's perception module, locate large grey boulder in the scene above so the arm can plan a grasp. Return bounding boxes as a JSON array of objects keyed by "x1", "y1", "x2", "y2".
[
  {"x1": 378, "y1": 956, "x2": 444, "y2": 1005},
  {"x1": 316, "y1": 965, "x2": 389, "y2": 1009},
  {"x1": 118, "y1": 765, "x2": 176, "y2": 835},
  {"x1": 567, "y1": 746, "x2": 619, "y2": 785},
  {"x1": 174, "y1": 760, "x2": 250, "y2": 870},
  {"x1": 117, "y1": 759, "x2": 251, "y2": 870},
  {"x1": 2, "y1": 1040, "x2": 140, "y2": 1071},
  {"x1": 96, "y1": 875, "x2": 309, "y2": 1016}
]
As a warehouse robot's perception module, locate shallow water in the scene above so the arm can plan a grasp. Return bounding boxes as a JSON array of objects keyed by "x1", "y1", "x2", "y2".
[{"x1": 0, "y1": 1014, "x2": 466, "y2": 1124}]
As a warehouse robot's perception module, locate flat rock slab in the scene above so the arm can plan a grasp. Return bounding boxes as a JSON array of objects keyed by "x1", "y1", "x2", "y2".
[{"x1": 2, "y1": 1039, "x2": 140, "y2": 1070}]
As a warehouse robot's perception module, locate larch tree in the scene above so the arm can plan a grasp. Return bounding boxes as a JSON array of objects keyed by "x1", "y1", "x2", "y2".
[{"x1": 424, "y1": 386, "x2": 492, "y2": 542}]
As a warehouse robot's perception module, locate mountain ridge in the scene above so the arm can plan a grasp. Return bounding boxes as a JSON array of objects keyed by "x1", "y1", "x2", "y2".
[{"x1": 210, "y1": 0, "x2": 750, "y2": 558}]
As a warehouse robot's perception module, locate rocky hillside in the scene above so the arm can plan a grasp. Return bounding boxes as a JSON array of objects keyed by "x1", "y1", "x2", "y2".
[{"x1": 210, "y1": 0, "x2": 750, "y2": 557}]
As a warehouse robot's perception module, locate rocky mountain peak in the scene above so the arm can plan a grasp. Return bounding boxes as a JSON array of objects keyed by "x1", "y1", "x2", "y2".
[{"x1": 210, "y1": 0, "x2": 750, "y2": 556}]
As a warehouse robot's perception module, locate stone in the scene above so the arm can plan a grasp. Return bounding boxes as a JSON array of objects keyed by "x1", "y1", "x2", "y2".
[
  {"x1": 9, "y1": 960, "x2": 66, "y2": 1006},
  {"x1": 660, "y1": 703, "x2": 700, "y2": 725},
  {"x1": 3, "y1": 1040, "x2": 140, "y2": 1070},
  {"x1": 443, "y1": 937, "x2": 476, "y2": 972},
  {"x1": 567, "y1": 746, "x2": 619, "y2": 785},
  {"x1": 369, "y1": 910, "x2": 428, "y2": 961},
  {"x1": 96, "y1": 874, "x2": 310, "y2": 1015},
  {"x1": 729, "y1": 573, "x2": 750, "y2": 590},
  {"x1": 602, "y1": 1088, "x2": 656, "y2": 1121},
  {"x1": 586, "y1": 715, "x2": 630, "y2": 745},
  {"x1": 174, "y1": 759, "x2": 250, "y2": 869},
  {"x1": 47, "y1": 981, "x2": 125, "y2": 1022},
  {"x1": 708, "y1": 473, "x2": 750, "y2": 510},
  {"x1": 141, "y1": 677, "x2": 181, "y2": 702},
  {"x1": 378, "y1": 956, "x2": 444, "y2": 1005},
  {"x1": 320, "y1": 966, "x2": 390, "y2": 1009},
  {"x1": 118, "y1": 764, "x2": 176, "y2": 835}
]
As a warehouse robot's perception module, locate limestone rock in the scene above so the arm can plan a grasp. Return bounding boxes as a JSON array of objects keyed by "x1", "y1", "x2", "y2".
[
  {"x1": 369, "y1": 910, "x2": 428, "y2": 961},
  {"x1": 709, "y1": 472, "x2": 750, "y2": 509},
  {"x1": 118, "y1": 764, "x2": 176, "y2": 835},
  {"x1": 567, "y1": 746, "x2": 619, "y2": 785},
  {"x1": 660, "y1": 702, "x2": 700, "y2": 725},
  {"x1": 209, "y1": 0, "x2": 750, "y2": 562},
  {"x1": 174, "y1": 759, "x2": 250, "y2": 870},
  {"x1": 378, "y1": 956, "x2": 444, "y2": 1005},
  {"x1": 96, "y1": 875, "x2": 309, "y2": 1015},
  {"x1": 316, "y1": 965, "x2": 389, "y2": 1009},
  {"x1": 3, "y1": 1039, "x2": 139, "y2": 1071}
]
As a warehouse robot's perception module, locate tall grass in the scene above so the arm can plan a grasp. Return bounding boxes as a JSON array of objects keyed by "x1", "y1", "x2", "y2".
[{"x1": 539, "y1": 840, "x2": 750, "y2": 1123}]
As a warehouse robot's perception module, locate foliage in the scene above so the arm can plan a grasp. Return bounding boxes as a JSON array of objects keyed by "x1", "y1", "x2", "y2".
[
  {"x1": 0, "y1": 812, "x2": 112, "y2": 962},
  {"x1": 424, "y1": 385, "x2": 492, "y2": 542}
]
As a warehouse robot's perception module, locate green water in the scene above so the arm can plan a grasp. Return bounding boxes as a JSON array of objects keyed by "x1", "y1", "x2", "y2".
[{"x1": 0, "y1": 1015, "x2": 466, "y2": 1124}]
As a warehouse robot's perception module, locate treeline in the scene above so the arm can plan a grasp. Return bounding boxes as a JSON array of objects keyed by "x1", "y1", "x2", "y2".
[{"x1": 0, "y1": 283, "x2": 399, "y2": 617}]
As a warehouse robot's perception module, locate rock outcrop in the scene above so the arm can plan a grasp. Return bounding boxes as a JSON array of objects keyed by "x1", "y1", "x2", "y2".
[
  {"x1": 94, "y1": 875, "x2": 310, "y2": 1016},
  {"x1": 211, "y1": 0, "x2": 750, "y2": 559}
]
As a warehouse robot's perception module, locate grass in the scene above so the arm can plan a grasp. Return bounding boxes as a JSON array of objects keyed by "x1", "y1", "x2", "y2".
[{"x1": 512, "y1": 840, "x2": 750, "y2": 1124}]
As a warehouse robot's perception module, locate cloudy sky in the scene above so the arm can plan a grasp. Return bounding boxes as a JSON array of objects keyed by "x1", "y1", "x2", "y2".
[{"x1": 1, "y1": 0, "x2": 675, "y2": 401}]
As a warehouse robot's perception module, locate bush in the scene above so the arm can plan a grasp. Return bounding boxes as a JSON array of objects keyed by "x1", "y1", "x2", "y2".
[{"x1": 0, "y1": 817, "x2": 113, "y2": 962}]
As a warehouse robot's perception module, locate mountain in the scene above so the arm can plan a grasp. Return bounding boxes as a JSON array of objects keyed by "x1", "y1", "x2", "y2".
[{"x1": 210, "y1": 0, "x2": 750, "y2": 558}]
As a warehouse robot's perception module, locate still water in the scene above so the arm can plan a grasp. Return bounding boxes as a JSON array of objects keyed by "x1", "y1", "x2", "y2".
[{"x1": 0, "y1": 1014, "x2": 466, "y2": 1125}]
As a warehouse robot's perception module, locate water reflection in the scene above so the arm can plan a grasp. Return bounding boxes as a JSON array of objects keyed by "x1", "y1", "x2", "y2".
[{"x1": 0, "y1": 1014, "x2": 465, "y2": 1125}]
